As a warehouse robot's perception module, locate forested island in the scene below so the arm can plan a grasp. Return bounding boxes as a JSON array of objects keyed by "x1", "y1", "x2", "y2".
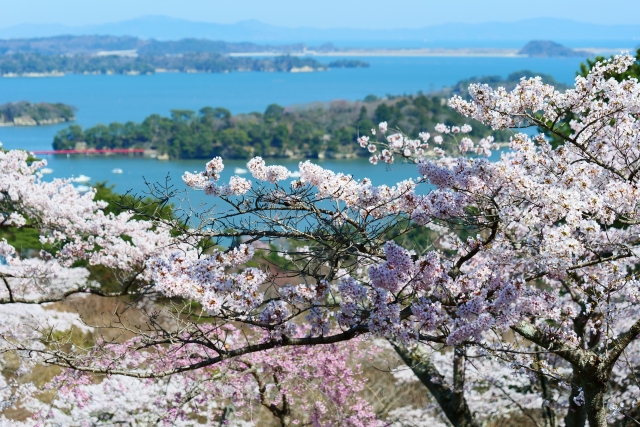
[
  {"x1": 51, "y1": 69, "x2": 567, "y2": 159},
  {"x1": 0, "y1": 53, "x2": 367, "y2": 76},
  {"x1": 0, "y1": 101, "x2": 75, "y2": 126},
  {"x1": 0, "y1": 35, "x2": 320, "y2": 56},
  {"x1": 52, "y1": 94, "x2": 510, "y2": 160}
]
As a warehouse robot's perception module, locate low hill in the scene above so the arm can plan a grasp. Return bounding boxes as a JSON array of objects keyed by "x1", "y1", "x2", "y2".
[{"x1": 519, "y1": 40, "x2": 589, "y2": 57}]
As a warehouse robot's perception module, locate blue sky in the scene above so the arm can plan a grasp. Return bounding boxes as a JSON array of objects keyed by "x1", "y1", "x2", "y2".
[{"x1": 1, "y1": 0, "x2": 639, "y2": 28}]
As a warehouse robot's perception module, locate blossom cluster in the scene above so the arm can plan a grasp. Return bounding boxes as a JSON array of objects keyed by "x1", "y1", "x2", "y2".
[
  {"x1": 247, "y1": 156, "x2": 291, "y2": 183},
  {"x1": 2, "y1": 326, "x2": 382, "y2": 427},
  {"x1": 297, "y1": 160, "x2": 420, "y2": 218},
  {"x1": 183, "y1": 156, "x2": 252, "y2": 196},
  {"x1": 0, "y1": 149, "x2": 178, "y2": 298},
  {"x1": 148, "y1": 244, "x2": 266, "y2": 316},
  {"x1": 361, "y1": 118, "x2": 497, "y2": 165}
]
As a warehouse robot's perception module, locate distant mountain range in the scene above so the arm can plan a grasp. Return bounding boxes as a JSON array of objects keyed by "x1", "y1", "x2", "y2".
[{"x1": 0, "y1": 16, "x2": 638, "y2": 47}]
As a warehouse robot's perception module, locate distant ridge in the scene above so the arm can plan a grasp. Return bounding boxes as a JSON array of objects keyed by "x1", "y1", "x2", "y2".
[
  {"x1": 0, "y1": 35, "x2": 307, "y2": 56},
  {"x1": 519, "y1": 41, "x2": 589, "y2": 57},
  {"x1": 0, "y1": 16, "x2": 638, "y2": 46}
]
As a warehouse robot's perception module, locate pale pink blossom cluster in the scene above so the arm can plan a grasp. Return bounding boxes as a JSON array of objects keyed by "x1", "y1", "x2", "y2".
[
  {"x1": 4, "y1": 329, "x2": 382, "y2": 426},
  {"x1": 247, "y1": 156, "x2": 291, "y2": 183},
  {"x1": 357, "y1": 135, "x2": 370, "y2": 148},
  {"x1": 449, "y1": 53, "x2": 638, "y2": 132},
  {"x1": 369, "y1": 241, "x2": 416, "y2": 292},
  {"x1": 297, "y1": 160, "x2": 420, "y2": 217},
  {"x1": 388, "y1": 347, "x2": 553, "y2": 425},
  {"x1": 360, "y1": 120, "x2": 491, "y2": 164},
  {"x1": 0, "y1": 253, "x2": 90, "y2": 301},
  {"x1": 367, "y1": 132, "x2": 428, "y2": 164},
  {"x1": 0, "y1": 149, "x2": 177, "y2": 292},
  {"x1": 431, "y1": 122, "x2": 495, "y2": 157},
  {"x1": 434, "y1": 123, "x2": 450, "y2": 134},
  {"x1": 148, "y1": 244, "x2": 266, "y2": 316},
  {"x1": 183, "y1": 156, "x2": 252, "y2": 196}
]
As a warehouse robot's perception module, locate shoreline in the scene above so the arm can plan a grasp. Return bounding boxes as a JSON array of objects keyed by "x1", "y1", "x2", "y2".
[
  {"x1": 232, "y1": 49, "x2": 523, "y2": 58},
  {"x1": 2, "y1": 71, "x2": 65, "y2": 78},
  {"x1": 0, "y1": 68, "x2": 330, "y2": 78},
  {"x1": 230, "y1": 47, "x2": 633, "y2": 58},
  {"x1": 0, "y1": 118, "x2": 74, "y2": 126}
]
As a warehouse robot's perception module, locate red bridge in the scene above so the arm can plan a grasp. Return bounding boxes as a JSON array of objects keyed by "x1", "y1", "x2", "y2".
[{"x1": 31, "y1": 148, "x2": 146, "y2": 155}]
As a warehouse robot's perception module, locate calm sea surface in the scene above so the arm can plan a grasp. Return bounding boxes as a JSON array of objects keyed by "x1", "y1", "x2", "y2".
[{"x1": 0, "y1": 55, "x2": 584, "y2": 195}]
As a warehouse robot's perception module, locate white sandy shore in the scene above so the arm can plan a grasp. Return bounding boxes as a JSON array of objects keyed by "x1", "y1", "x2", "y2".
[
  {"x1": 230, "y1": 49, "x2": 522, "y2": 58},
  {"x1": 230, "y1": 47, "x2": 633, "y2": 58},
  {"x1": 2, "y1": 71, "x2": 65, "y2": 78}
]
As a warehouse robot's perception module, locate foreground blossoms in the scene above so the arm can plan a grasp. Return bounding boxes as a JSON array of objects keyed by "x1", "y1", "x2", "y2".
[{"x1": 3, "y1": 53, "x2": 640, "y2": 426}]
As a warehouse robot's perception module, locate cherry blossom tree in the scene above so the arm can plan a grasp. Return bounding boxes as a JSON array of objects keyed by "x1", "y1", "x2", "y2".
[
  {"x1": 2, "y1": 330, "x2": 380, "y2": 426},
  {"x1": 4, "y1": 52, "x2": 640, "y2": 426},
  {"x1": 0, "y1": 148, "x2": 389, "y2": 426},
  {"x1": 157, "y1": 52, "x2": 640, "y2": 426}
]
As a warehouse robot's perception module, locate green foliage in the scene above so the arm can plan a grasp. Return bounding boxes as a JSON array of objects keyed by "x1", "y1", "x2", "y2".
[
  {"x1": 52, "y1": 94, "x2": 507, "y2": 160},
  {"x1": 91, "y1": 181, "x2": 175, "y2": 221},
  {"x1": 0, "y1": 226, "x2": 42, "y2": 257},
  {"x1": 388, "y1": 220, "x2": 435, "y2": 253}
]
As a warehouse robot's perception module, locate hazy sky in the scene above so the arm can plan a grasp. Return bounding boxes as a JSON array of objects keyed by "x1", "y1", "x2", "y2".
[{"x1": 1, "y1": 0, "x2": 639, "y2": 28}]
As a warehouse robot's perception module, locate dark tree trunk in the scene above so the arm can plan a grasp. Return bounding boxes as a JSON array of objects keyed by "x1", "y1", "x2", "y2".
[
  {"x1": 218, "y1": 404, "x2": 235, "y2": 427},
  {"x1": 582, "y1": 374, "x2": 609, "y2": 427},
  {"x1": 393, "y1": 343, "x2": 480, "y2": 427},
  {"x1": 564, "y1": 370, "x2": 587, "y2": 427},
  {"x1": 534, "y1": 350, "x2": 558, "y2": 427}
]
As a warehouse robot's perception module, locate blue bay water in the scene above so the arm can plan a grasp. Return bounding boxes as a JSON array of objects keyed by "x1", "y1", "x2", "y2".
[{"x1": 0, "y1": 55, "x2": 584, "y2": 195}]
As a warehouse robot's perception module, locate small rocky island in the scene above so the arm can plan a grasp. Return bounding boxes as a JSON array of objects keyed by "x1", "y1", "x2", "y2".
[
  {"x1": 519, "y1": 40, "x2": 588, "y2": 57},
  {"x1": 0, "y1": 101, "x2": 76, "y2": 126}
]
